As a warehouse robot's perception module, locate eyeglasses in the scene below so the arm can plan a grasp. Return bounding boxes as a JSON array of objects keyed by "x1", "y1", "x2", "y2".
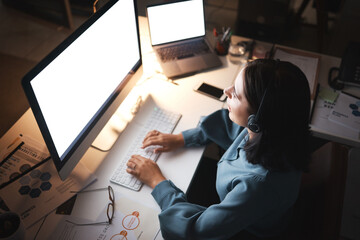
[{"x1": 66, "y1": 185, "x2": 115, "y2": 226}]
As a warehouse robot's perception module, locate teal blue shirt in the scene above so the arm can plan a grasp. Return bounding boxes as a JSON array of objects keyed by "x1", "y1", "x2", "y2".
[{"x1": 151, "y1": 109, "x2": 301, "y2": 240}]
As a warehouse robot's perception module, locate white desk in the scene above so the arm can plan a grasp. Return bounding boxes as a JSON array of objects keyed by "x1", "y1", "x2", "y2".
[
  {"x1": 1, "y1": 16, "x2": 359, "y2": 240},
  {"x1": 0, "y1": 16, "x2": 242, "y2": 239}
]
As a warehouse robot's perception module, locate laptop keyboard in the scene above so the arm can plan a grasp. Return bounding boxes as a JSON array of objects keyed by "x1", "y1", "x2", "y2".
[{"x1": 157, "y1": 39, "x2": 210, "y2": 62}]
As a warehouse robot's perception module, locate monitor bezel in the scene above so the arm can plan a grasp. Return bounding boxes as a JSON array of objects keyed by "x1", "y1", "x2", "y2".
[{"x1": 22, "y1": 0, "x2": 142, "y2": 179}]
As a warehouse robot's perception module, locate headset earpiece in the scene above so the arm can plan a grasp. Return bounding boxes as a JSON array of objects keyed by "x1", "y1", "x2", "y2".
[
  {"x1": 247, "y1": 114, "x2": 261, "y2": 133},
  {"x1": 247, "y1": 86, "x2": 269, "y2": 133},
  {"x1": 246, "y1": 59, "x2": 278, "y2": 133}
]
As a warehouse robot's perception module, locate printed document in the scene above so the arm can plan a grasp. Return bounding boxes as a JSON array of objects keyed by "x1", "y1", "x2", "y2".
[
  {"x1": 329, "y1": 92, "x2": 360, "y2": 132},
  {"x1": 51, "y1": 194, "x2": 160, "y2": 240},
  {"x1": 0, "y1": 135, "x2": 96, "y2": 228}
]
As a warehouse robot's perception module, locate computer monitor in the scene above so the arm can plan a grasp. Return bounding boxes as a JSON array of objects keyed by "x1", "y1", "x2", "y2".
[{"x1": 21, "y1": 0, "x2": 143, "y2": 180}]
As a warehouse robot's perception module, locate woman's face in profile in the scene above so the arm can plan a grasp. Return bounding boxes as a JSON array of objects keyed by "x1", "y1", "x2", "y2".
[{"x1": 224, "y1": 68, "x2": 250, "y2": 127}]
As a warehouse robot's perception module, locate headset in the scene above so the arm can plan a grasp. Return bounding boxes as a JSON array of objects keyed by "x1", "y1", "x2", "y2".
[
  {"x1": 247, "y1": 59, "x2": 279, "y2": 133},
  {"x1": 247, "y1": 87, "x2": 268, "y2": 133}
]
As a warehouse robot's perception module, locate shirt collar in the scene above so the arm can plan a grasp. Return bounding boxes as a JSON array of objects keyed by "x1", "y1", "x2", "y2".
[
  {"x1": 238, "y1": 129, "x2": 249, "y2": 149},
  {"x1": 221, "y1": 128, "x2": 249, "y2": 161}
]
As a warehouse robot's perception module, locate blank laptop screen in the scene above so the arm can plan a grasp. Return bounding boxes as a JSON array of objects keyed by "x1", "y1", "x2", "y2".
[{"x1": 147, "y1": 0, "x2": 205, "y2": 46}]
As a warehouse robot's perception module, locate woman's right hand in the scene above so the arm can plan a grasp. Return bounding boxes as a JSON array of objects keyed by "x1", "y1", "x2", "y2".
[{"x1": 142, "y1": 130, "x2": 185, "y2": 153}]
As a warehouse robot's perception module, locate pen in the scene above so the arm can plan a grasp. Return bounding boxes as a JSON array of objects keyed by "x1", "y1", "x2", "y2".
[
  {"x1": 221, "y1": 27, "x2": 230, "y2": 43},
  {"x1": 224, "y1": 30, "x2": 232, "y2": 42},
  {"x1": 0, "y1": 141, "x2": 24, "y2": 168},
  {"x1": 213, "y1": 28, "x2": 218, "y2": 37}
]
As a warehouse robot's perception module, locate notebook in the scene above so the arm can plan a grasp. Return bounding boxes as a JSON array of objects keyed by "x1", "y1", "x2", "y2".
[{"x1": 146, "y1": 0, "x2": 222, "y2": 78}]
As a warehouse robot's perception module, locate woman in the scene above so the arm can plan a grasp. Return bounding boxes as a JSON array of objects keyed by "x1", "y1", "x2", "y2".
[{"x1": 126, "y1": 59, "x2": 311, "y2": 239}]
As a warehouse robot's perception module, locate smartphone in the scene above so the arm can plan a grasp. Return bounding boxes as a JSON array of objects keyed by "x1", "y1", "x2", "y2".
[{"x1": 194, "y1": 82, "x2": 226, "y2": 102}]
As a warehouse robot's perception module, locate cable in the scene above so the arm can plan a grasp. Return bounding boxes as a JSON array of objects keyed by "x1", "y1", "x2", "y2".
[
  {"x1": 93, "y1": 0, "x2": 99, "y2": 13},
  {"x1": 34, "y1": 213, "x2": 48, "y2": 240}
]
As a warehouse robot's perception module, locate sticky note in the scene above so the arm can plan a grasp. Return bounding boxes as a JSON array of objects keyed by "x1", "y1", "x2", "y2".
[{"x1": 319, "y1": 88, "x2": 339, "y2": 103}]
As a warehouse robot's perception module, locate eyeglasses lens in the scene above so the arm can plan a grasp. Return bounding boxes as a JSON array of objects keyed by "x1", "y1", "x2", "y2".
[{"x1": 107, "y1": 186, "x2": 115, "y2": 224}]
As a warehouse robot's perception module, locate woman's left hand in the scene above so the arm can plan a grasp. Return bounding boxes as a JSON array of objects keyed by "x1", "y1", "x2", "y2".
[{"x1": 126, "y1": 155, "x2": 166, "y2": 189}]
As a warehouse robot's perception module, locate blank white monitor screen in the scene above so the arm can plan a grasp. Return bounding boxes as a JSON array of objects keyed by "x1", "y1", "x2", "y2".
[
  {"x1": 147, "y1": 0, "x2": 205, "y2": 45},
  {"x1": 22, "y1": 0, "x2": 141, "y2": 178}
]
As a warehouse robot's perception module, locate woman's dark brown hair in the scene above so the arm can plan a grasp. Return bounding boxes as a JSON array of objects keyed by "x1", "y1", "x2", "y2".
[{"x1": 243, "y1": 59, "x2": 311, "y2": 172}]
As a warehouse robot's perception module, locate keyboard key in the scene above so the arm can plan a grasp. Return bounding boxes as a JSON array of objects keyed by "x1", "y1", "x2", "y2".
[
  {"x1": 110, "y1": 106, "x2": 181, "y2": 191},
  {"x1": 157, "y1": 39, "x2": 210, "y2": 62}
]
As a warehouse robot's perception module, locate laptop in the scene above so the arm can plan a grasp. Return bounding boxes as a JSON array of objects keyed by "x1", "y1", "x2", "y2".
[{"x1": 146, "y1": 0, "x2": 222, "y2": 78}]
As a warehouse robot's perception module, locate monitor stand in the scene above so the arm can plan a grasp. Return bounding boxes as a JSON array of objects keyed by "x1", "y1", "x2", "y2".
[
  {"x1": 91, "y1": 114, "x2": 127, "y2": 152},
  {"x1": 91, "y1": 95, "x2": 143, "y2": 152}
]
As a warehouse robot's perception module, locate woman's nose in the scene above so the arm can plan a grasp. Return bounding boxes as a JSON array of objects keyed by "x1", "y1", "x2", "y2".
[{"x1": 224, "y1": 86, "x2": 232, "y2": 98}]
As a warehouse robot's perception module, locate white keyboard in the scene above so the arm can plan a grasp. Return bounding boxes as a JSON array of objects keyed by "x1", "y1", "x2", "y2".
[{"x1": 110, "y1": 106, "x2": 181, "y2": 191}]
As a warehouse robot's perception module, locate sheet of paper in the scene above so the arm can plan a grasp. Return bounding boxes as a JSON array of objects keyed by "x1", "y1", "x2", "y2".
[
  {"x1": 310, "y1": 86, "x2": 360, "y2": 140},
  {"x1": 0, "y1": 135, "x2": 48, "y2": 185},
  {"x1": 0, "y1": 134, "x2": 49, "y2": 216},
  {"x1": 50, "y1": 194, "x2": 160, "y2": 240},
  {"x1": 0, "y1": 159, "x2": 96, "y2": 229},
  {"x1": 274, "y1": 49, "x2": 318, "y2": 96},
  {"x1": 328, "y1": 92, "x2": 360, "y2": 132}
]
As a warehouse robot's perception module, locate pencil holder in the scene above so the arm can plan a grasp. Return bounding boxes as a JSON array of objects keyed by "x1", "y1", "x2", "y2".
[{"x1": 215, "y1": 37, "x2": 230, "y2": 56}]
